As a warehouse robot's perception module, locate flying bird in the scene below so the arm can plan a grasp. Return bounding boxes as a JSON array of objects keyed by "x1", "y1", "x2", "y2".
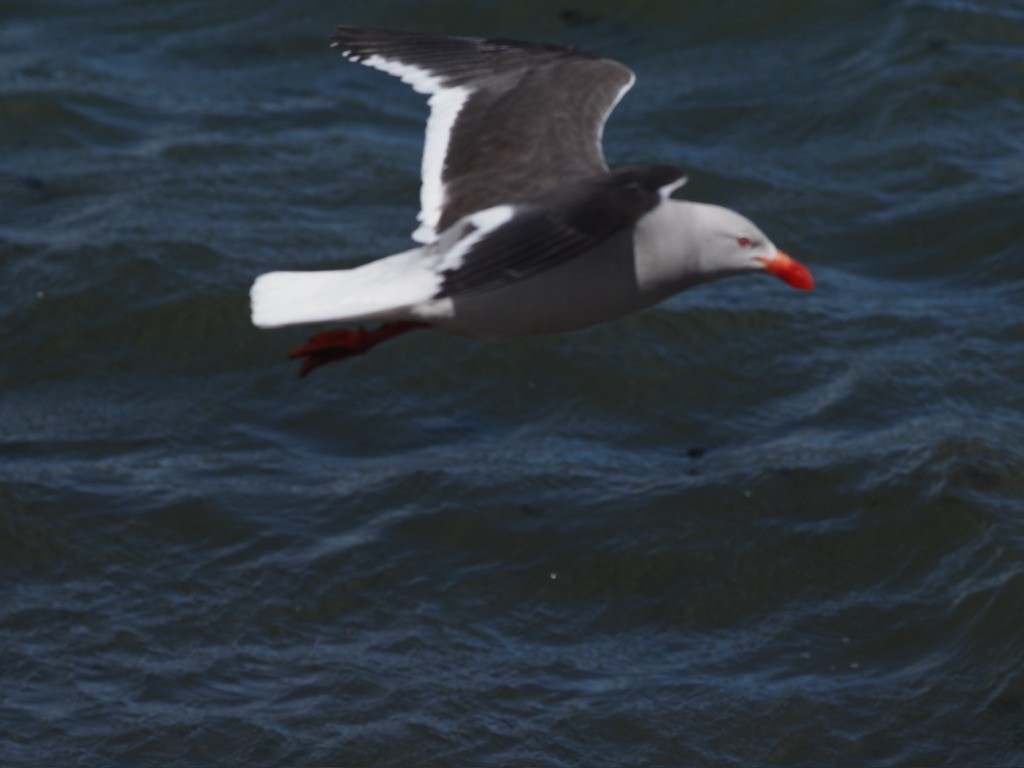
[{"x1": 251, "y1": 26, "x2": 814, "y2": 376}]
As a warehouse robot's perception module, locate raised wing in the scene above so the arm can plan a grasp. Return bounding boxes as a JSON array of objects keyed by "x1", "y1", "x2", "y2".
[{"x1": 330, "y1": 26, "x2": 636, "y2": 244}]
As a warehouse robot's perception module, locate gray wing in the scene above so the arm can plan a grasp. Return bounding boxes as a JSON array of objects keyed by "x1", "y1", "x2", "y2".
[
  {"x1": 330, "y1": 26, "x2": 636, "y2": 244},
  {"x1": 434, "y1": 165, "x2": 686, "y2": 298}
]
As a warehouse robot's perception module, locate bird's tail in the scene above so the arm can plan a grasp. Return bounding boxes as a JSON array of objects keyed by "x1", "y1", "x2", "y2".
[{"x1": 250, "y1": 247, "x2": 437, "y2": 328}]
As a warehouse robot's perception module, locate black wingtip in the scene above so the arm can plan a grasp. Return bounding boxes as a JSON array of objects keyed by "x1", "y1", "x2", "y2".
[{"x1": 327, "y1": 24, "x2": 601, "y2": 61}]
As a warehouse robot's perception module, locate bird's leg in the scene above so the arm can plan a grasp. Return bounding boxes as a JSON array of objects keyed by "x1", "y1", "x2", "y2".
[{"x1": 288, "y1": 320, "x2": 429, "y2": 377}]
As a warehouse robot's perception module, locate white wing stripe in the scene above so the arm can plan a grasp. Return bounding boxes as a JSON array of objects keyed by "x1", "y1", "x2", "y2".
[
  {"x1": 357, "y1": 54, "x2": 442, "y2": 94},
  {"x1": 416, "y1": 85, "x2": 470, "y2": 244},
  {"x1": 333, "y1": 48, "x2": 471, "y2": 245},
  {"x1": 436, "y1": 204, "x2": 517, "y2": 272},
  {"x1": 595, "y1": 71, "x2": 635, "y2": 165}
]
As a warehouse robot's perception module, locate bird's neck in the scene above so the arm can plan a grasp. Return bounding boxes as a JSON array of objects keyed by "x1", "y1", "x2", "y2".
[{"x1": 633, "y1": 200, "x2": 719, "y2": 297}]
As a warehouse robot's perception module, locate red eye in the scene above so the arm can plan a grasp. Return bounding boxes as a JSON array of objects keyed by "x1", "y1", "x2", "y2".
[{"x1": 736, "y1": 236, "x2": 753, "y2": 247}]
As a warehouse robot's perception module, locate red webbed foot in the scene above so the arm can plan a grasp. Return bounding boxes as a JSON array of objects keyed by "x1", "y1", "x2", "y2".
[{"x1": 288, "y1": 320, "x2": 428, "y2": 377}]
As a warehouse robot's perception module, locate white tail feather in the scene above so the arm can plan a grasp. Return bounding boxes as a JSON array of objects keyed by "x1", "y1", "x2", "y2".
[{"x1": 250, "y1": 248, "x2": 438, "y2": 328}]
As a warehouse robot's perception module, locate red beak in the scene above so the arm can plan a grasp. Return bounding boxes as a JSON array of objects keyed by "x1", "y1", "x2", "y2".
[{"x1": 758, "y1": 251, "x2": 814, "y2": 290}]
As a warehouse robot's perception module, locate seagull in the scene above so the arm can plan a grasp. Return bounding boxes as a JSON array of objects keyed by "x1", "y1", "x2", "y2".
[{"x1": 250, "y1": 25, "x2": 814, "y2": 376}]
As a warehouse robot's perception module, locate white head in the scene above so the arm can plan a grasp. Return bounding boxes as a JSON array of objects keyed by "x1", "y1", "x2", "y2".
[{"x1": 687, "y1": 203, "x2": 814, "y2": 289}]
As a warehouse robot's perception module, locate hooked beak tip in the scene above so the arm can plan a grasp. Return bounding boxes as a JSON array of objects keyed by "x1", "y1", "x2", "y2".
[{"x1": 758, "y1": 251, "x2": 814, "y2": 290}]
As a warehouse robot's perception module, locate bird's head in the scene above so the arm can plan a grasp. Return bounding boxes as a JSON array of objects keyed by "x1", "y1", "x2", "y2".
[{"x1": 693, "y1": 204, "x2": 814, "y2": 290}]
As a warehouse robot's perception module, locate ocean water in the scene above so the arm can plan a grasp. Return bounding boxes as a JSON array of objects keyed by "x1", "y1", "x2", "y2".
[{"x1": 3, "y1": 0, "x2": 1024, "y2": 764}]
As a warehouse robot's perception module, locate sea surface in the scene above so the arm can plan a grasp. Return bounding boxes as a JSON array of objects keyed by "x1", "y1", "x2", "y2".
[{"x1": 3, "y1": 0, "x2": 1024, "y2": 764}]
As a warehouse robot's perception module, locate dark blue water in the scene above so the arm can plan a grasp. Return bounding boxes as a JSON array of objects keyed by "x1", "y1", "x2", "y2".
[{"x1": 3, "y1": 0, "x2": 1024, "y2": 764}]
